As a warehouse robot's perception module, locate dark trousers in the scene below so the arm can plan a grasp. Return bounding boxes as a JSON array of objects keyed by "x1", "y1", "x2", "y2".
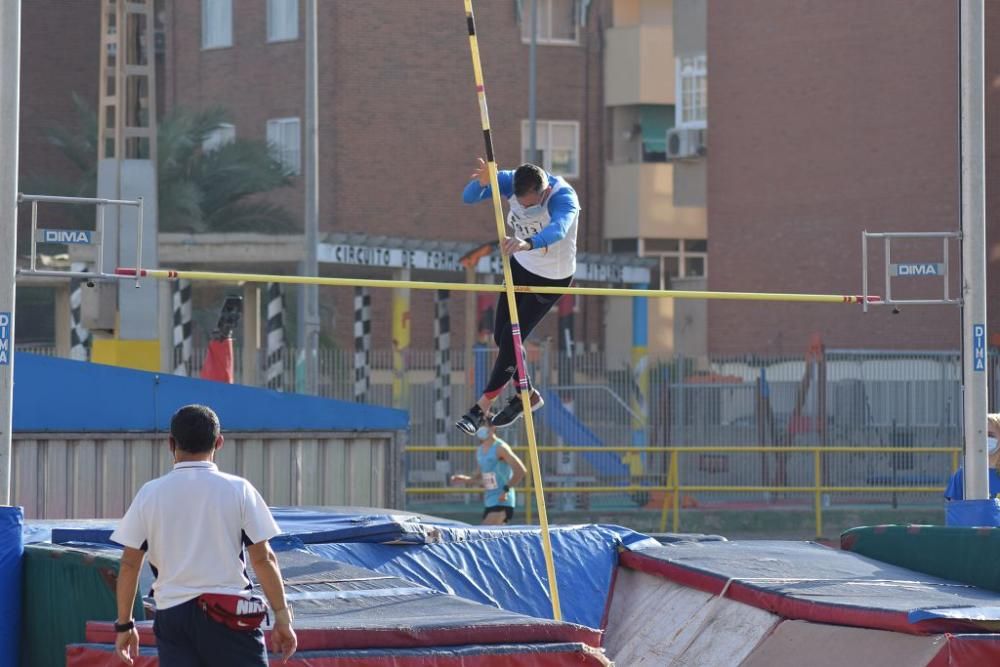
[
  {"x1": 483, "y1": 257, "x2": 573, "y2": 396},
  {"x1": 153, "y1": 598, "x2": 268, "y2": 667}
]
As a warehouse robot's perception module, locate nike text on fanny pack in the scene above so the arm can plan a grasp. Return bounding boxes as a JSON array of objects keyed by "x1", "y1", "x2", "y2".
[{"x1": 235, "y1": 598, "x2": 267, "y2": 615}]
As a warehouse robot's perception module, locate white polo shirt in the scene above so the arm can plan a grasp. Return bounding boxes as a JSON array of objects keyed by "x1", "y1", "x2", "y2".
[{"x1": 111, "y1": 461, "x2": 281, "y2": 611}]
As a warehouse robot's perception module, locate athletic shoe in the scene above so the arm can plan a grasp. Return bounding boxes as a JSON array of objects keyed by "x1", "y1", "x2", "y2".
[
  {"x1": 491, "y1": 391, "x2": 544, "y2": 428},
  {"x1": 455, "y1": 404, "x2": 485, "y2": 435}
]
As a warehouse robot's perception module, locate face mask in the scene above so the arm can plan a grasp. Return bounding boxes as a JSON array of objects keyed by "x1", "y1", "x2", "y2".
[
  {"x1": 989, "y1": 436, "x2": 998, "y2": 455},
  {"x1": 522, "y1": 202, "x2": 546, "y2": 217},
  {"x1": 476, "y1": 426, "x2": 490, "y2": 440},
  {"x1": 519, "y1": 187, "x2": 549, "y2": 217}
]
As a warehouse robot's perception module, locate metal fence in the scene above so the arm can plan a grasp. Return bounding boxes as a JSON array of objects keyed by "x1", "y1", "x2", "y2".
[
  {"x1": 405, "y1": 444, "x2": 960, "y2": 537},
  {"x1": 18, "y1": 343, "x2": 987, "y2": 515}
]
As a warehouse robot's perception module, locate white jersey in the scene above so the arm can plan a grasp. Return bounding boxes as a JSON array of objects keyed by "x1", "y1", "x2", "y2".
[
  {"x1": 111, "y1": 461, "x2": 281, "y2": 610},
  {"x1": 506, "y1": 178, "x2": 578, "y2": 280}
]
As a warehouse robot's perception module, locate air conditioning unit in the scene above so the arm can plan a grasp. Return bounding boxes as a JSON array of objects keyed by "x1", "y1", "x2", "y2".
[{"x1": 666, "y1": 127, "x2": 708, "y2": 160}]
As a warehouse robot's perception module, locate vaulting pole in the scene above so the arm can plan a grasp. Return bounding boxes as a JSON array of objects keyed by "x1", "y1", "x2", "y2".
[{"x1": 463, "y1": 0, "x2": 562, "y2": 620}]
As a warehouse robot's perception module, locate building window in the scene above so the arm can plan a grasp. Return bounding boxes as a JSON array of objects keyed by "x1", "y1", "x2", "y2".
[
  {"x1": 643, "y1": 238, "x2": 708, "y2": 288},
  {"x1": 676, "y1": 55, "x2": 707, "y2": 128},
  {"x1": 639, "y1": 105, "x2": 673, "y2": 162},
  {"x1": 520, "y1": 0, "x2": 580, "y2": 45},
  {"x1": 682, "y1": 239, "x2": 707, "y2": 277},
  {"x1": 201, "y1": 0, "x2": 233, "y2": 49},
  {"x1": 608, "y1": 238, "x2": 638, "y2": 254},
  {"x1": 202, "y1": 123, "x2": 235, "y2": 153},
  {"x1": 266, "y1": 117, "x2": 301, "y2": 174},
  {"x1": 521, "y1": 120, "x2": 579, "y2": 178},
  {"x1": 267, "y1": 0, "x2": 299, "y2": 42}
]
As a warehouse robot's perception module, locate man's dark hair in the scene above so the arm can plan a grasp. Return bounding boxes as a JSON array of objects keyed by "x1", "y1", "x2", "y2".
[
  {"x1": 170, "y1": 404, "x2": 221, "y2": 454},
  {"x1": 513, "y1": 163, "x2": 548, "y2": 197}
]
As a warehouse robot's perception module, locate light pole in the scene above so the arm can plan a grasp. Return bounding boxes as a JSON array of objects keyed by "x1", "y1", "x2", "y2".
[
  {"x1": 960, "y1": 0, "x2": 989, "y2": 499},
  {"x1": 0, "y1": 0, "x2": 21, "y2": 504},
  {"x1": 300, "y1": 0, "x2": 321, "y2": 395},
  {"x1": 528, "y1": 0, "x2": 539, "y2": 164}
]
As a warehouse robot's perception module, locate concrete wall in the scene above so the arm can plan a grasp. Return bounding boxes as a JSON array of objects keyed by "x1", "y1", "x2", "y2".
[
  {"x1": 673, "y1": 0, "x2": 705, "y2": 56},
  {"x1": 604, "y1": 25, "x2": 675, "y2": 105},
  {"x1": 605, "y1": 163, "x2": 707, "y2": 239}
]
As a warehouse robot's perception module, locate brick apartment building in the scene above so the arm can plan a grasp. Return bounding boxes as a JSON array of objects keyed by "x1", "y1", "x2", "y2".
[
  {"x1": 162, "y1": 0, "x2": 609, "y2": 354},
  {"x1": 15, "y1": 1, "x2": 100, "y2": 341},
  {"x1": 707, "y1": 1, "x2": 1000, "y2": 356},
  {"x1": 18, "y1": 2, "x2": 99, "y2": 199},
  {"x1": 25, "y1": 1, "x2": 994, "y2": 362}
]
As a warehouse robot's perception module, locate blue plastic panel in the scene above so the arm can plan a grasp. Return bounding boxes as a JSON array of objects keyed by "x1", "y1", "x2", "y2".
[
  {"x1": 13, "y1": 353, "x2": 407, "y2": 432},
  {"x1": 946, "y1": 499, "x2": 1000, "y2": 527},
  {"x1": 0, "y1": 507, "x2": 23, "y2": 667}
]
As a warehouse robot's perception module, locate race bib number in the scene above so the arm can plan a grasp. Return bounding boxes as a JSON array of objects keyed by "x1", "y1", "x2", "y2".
[
  {"x1": 482, "y1": 472, "x2": 498, "y2": 490},
  {"x1": 508, "y1": 210, "x2": 543, "y2": 240},
  {"x1": 513, "y1": 220, "x2": 543, "y2": 239}
]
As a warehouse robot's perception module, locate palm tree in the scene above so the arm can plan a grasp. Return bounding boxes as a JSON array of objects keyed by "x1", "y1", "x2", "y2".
[{"x1": 28, "y1": 93, "x2": 296, "y2": 234}]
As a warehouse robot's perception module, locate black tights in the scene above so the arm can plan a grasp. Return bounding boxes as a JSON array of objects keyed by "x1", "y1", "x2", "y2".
[{"x1": 483, "y1": 257, "x2": 572, "y2": 397}]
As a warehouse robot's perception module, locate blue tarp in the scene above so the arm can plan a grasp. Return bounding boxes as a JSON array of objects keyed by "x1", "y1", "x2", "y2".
[
  {"x1": 36, "y1": 508, "x2": 655, "y2": 552},
  {"x1": 32, "y1": 511, "x2": 655, "y2": 630},
  {"x1": 302, "y1": 524, "x2": 656, "y2": 629},
  {"x1": 0, "y1": 506, "x2": 23, "y2": 667},
  {"x1": 13, "y1": 353, "x2": 407, "y2": 432},
  {"x1": 266, "y1": 507, "x2": 469, "y2": 544},
  {"x1": 36, "y1": 508, "x2": 468, "y2": 546}
]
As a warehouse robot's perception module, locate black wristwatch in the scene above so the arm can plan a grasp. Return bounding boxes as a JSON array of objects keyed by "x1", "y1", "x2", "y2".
[
  {"x1": 114, "y1": 619, "x2": 135, "y2": 633},
  {"x1": 525, "y1": 238, "x2": 534, "y2": 250},
  {"x1": 503, "y1": 484, "x2": 511, "y2": 492}
]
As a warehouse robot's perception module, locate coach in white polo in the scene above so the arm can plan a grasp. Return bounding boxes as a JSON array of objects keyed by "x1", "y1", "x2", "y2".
[{"x1": 111, "y1": 404, "x2": 297, "y2": 666}]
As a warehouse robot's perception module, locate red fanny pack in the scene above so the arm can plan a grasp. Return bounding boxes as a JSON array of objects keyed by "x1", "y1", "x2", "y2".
[{"x1": 196, "y1": 593, "x2": 269, "y2": 632}]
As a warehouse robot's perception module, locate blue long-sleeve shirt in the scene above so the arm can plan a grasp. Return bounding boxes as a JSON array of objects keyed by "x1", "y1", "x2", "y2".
[
  {"x1": 945, "y1": 467, "x2": 1000, "y2": 500},
  {"x1": 462, "y1": 170, "x2": 580, "y2": 250}
]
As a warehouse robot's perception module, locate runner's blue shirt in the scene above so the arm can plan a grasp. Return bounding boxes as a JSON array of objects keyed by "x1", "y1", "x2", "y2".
[
  {"x1": 476, "y1": 437, "x2": 515, "y2": 509},
  {"x1": 462, "y1": 170, "x2": 580, "y2": 251}
]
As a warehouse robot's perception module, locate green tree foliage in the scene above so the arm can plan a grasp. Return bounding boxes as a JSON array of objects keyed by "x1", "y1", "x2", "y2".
[{"x1": 28, "y1": 94, "x2": 295, "y2": 233}]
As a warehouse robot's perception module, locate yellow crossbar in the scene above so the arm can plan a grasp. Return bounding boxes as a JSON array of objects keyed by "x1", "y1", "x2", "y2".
[{"x1": 117, "y1": 268, "x2": 880, "y2": 304}]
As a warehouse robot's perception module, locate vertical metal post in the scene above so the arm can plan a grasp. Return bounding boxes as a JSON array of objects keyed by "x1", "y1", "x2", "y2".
[
  {"x1": 814, "y1": 448, "x2": 822, "y2": 538},
  {"x1": 464, "y1": 265, "x2": 476, "y2": 397},
  {"x1": 671, "y1": 450, "x2": 681, "y2": 532},
  {"x1": 884, "y1": 237, "x2": 892, "y2": 305},
  {"x1": 0, "y1": 0, "x2": 21, "y2": 505},
  {"x1": 943, "y1": 237, "x2": 950, "y2": 302},
  {"x1": 242, "y1": 284, "x2": 260, "y2": 387},
  {"x1": 862, "y1": 232, "x2": 869, "y2": 313},
  {"x1": 391, "y1": 269, "x2": 411, "y2": 409},
  {"x1": 96, "y1": 204, "x2": 106, "y2": 274},
  {"x1": 54, "y1": 283, "x2": 71, "y2": 358},
  {"x1": 134, "y1": 197, "x2": 143, "y2": 287},
  {"x1": 29, "y1": 201, "x2": 37, "y2": 272},
  {"x1": 629, "y1": 286, "x2": 649, "y2": 481},
  {"x1": 528, "y1": 0, "x2": 538, "y2": 164},
  {"x1": 960, "y1": 0, "x2": 989, "y2": 499},
  {"x1": 301, "y1": 0, "x2": 320, "y2": 395}
]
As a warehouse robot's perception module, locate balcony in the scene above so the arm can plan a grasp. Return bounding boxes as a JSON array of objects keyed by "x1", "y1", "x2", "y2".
[
  {"x1": 604, "y1": 25, "x2": 675, "y2": 106},
  {"x1": 604, "y1": 163, "x2": 706, "y2": 240}
]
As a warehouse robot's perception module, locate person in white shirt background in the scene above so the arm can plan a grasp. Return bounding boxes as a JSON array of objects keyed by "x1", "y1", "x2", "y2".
[{"x1": 112, "y1": 404, "x2": 297, "y2": 666}]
